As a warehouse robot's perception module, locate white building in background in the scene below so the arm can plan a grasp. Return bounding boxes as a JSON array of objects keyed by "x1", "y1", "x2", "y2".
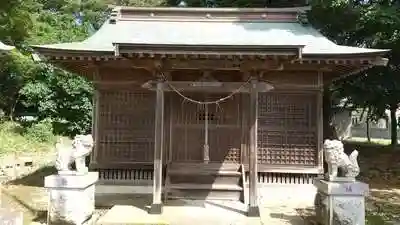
[
  {"x1": 333, "y1": 107, "x2": 400, "y2": 141},
  {"x1": 0, "y1": 41, "x2": 14, "y2": 55}
]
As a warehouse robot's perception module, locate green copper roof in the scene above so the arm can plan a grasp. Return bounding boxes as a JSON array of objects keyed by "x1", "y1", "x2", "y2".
[
  {"x1": 0, "y1": 41, "x2": 14, "y2": 52},
  {"x1": 35, "y1": 18, "x2": 388, "y2": 56}
]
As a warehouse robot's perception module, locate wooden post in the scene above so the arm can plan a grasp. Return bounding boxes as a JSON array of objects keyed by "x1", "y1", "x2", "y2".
[
  {"x1": 317, "y1": 71, "x2": 324, "y2": 173},
  {"x1": 90, "y1": 68, "x2": 99, "y2": 167},
  {"x1": 248, "y1": 78, "x2": 260, "y2": 217},
  {"x1": 150, "y1": 80, "x2": 165, "y2": 214}
]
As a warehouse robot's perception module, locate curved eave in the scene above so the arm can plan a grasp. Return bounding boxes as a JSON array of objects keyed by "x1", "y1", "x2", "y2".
[{"x1": 32, "y1": 44, "x2": 389, "y2": 64}]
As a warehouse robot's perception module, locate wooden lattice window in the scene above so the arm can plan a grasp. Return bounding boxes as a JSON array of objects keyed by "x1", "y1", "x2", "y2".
[
  {"x1": 257, "y1": 92, "x2": 318, "y2": 166},
  {"x1": 198, "y1": 111, "x2": 218, "y2": 122},
  {"x1": 97, "y1": 89, "x2": 155, "y2": 163}
]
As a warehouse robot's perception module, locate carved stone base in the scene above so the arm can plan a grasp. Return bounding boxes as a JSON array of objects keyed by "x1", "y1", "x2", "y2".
[
  {"x1": 45, "y1": 172, "x2": 98, "y2": 225},
  {"x1": 313, "y1": 178, "x2": 369, "y2": 225}
]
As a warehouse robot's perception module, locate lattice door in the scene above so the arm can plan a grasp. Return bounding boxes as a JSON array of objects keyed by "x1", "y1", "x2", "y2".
[
  {"x1": 257, "y1": 92, "x2": 318, "y2": 166},
  {"x1": 170, "y1": 93, "x2": 242, "y2": 163}
]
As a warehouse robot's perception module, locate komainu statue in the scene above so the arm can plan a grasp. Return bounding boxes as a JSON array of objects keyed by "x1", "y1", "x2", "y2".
[
  {"x1": 323, "y1": 139, "x2": 360, "y2": 181},
  {"x1": 55, "y1": 134, "x2": 94, "y2": 175}
]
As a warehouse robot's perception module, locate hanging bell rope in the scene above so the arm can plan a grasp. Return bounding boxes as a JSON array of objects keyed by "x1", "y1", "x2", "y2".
[{"x1": 160, "y1": 71, "x2": 252, "y2": 105}]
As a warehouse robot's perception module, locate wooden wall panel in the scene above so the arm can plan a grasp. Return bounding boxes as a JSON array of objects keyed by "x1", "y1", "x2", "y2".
[
  {"x1": 257, "y1": 91, "x2": 318, "y2": 166},
  {"x1": 96, "y1": 88, "x2": 156, "y2": 164}
]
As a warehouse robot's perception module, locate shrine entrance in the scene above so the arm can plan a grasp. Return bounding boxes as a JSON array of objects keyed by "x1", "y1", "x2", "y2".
[{"x1": 169, "y1": 92, "x2": 243, "y2": 164}]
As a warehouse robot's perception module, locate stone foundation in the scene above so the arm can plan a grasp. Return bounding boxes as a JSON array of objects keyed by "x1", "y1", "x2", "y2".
[{"x1": 45, "y1": 172, "x2": 98, "y2": 225}]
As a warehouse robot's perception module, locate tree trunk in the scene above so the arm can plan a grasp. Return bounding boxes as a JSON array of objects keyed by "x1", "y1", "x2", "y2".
[
  {"x1": 323, "y1": 88, "x2": 338, "y2": 140},
  {"x1": 390, "y1": 104, "x2": 398, "y2": 146},
  {"x1": 366, "y1": 117, "x2": 371, "y2": 142}
]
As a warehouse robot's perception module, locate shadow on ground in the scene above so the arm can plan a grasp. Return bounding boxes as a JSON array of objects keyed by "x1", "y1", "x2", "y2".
[
  {"x1": 2, "y1": 187, "x2": 48, "y2": 224},
  {"x1": 8, "y1": 165, "x2": 57, "y2": 187},
  {"x1": 96, "y1": 194, "x2": 215, "y2": 212},
  {"x1": 270, "y1": 212, "x2": 312, "y2": 225}
]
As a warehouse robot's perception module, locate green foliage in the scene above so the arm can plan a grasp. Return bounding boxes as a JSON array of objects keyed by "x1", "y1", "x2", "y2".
[
  {"x1": 24, "y1": 118, "x2": 55, "y2": 143},
  {"x1": 20, "y1": 65, "x2": 93, "y2": 137},
  {"x1": 0, "y1": 0, "x2": 100, "y2": 136},
  {"x1": 0, "y1": 121, "x2": 54, "y2": 155},
  {"x1": 0, "y1": 0, "x2": 39, "y2": 45},
  {"x1": 0, "y1": 51, "x2": 41, "y2": 119},
  {"x1": 310, "y1": 0, "x2": 400, "y2": 145}
]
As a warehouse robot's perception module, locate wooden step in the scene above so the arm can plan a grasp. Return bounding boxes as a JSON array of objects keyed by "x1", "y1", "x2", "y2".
[
  {"x1": 168, "y1": 169, "x2": 241, "y2": 176},
  {"x1": 165, "y1": 163, "x2": 244, "y2": 201},
  {"x1": 168, "y1": 162, "x2": 240, "y2": 171},
  {"x1": 169, "y1": 183, "x2": 243, "y2": 191},
  {"x1": 167, "y1": 184, "x2": 243, "y2": 201},
  {"x1": 168, "y1": 189, "x2": 242, "y2": 200},
  {"x1": 169, "y1": 173, "x2": 240, "y2": 185}
]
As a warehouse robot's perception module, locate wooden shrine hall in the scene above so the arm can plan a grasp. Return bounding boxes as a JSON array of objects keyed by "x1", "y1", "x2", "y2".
[{"x1": 33, "y1": 6, "x2": 388, "y2": 216}]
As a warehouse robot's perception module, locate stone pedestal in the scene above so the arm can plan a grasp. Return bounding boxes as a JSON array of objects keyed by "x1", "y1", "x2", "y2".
[
  {"x1": 313, "y1": 178, "x2": 369, "y2": 225},
  {"x1": 45, "y1": 172, "x2": 98, "y2": 225}
]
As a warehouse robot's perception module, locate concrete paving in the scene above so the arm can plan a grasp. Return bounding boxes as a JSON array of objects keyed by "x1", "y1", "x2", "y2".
[{"x1": 96, "y1": 184, "x2": 317, "y2": 225}]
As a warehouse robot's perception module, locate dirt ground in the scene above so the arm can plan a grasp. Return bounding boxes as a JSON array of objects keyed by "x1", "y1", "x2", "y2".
[{"x1": 1, "y1": 142, "x2": 399, "y2": 225}]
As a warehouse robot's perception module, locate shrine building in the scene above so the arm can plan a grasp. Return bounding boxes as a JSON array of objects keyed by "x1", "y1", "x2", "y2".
[{"x1": 32, "y1": 6, "x2": 389, "y2": 216}]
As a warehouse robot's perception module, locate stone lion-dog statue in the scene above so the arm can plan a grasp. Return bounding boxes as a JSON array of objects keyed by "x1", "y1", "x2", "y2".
[
  {"x1": 323, "y1": 139, "x2": 360, "y2": 181},
  {"x1": 55, "y1": 134, "x2": 94, "y2": 175}
]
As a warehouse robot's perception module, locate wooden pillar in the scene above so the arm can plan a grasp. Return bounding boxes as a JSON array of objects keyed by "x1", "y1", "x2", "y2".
[
  {"x1": 150, "y1": 80, "x2": 165, "y2": 214},
  {"x1": 248, "y1": 78, "x2": 260, "y2": 217},
  {"x1": 90, "y1": 67, "x2": 99, "y2": 167},
  {"x1": 317, "y1": 71, "x2": 324, "y2": 173}
]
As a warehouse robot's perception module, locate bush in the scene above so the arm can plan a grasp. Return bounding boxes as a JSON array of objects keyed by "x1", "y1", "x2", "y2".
[
  {"x1": 0, "y1": 121, "x2": 54, "y2": 155},
  {"x1": 24, "y1": 118, "x2": 55, "y2": 143}
]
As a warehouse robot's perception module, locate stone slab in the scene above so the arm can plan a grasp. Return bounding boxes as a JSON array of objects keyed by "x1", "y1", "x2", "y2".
[
  {"x1": 95, "y1": 183, "x2": 318, "y2": 225},
  {"x1": 45, "y1": 172, "x2": 98, "y2": 189},
  {"x1": 313, "y1": 178, "x2": 369, "y2": 196},
  {"x1": 0, "y1": 208, "x2": 23, "y2": 225},
  {"x1": 97, "y1": 205, "x2": 169, "y2": 225}
]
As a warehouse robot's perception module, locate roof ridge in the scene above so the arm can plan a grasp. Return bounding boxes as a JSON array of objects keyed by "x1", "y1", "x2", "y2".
[
  {"x1": 115, "y1": 6, "x2": 311, "y2": 12},
  {"x1": 108, "y1": 6, "x2": 310, "y2": 23}
]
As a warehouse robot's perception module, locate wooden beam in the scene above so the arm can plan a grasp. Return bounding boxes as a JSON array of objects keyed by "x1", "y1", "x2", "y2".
[
  {"x1": 50, "y1": 57, "x2": 337, "y2": 72},
  {"x1": 248, "y1": 78, "x2": 260, "y2": 217},
  {"x1": 149, "y1": 80, "x2": 165, "y2": 214},
  {"x1": 142, "y1": 81, "x2": 277, "y2": 93}
]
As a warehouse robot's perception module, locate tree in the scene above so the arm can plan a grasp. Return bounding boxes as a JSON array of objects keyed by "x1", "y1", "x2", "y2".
[
  {"x1": 0, "y1": 0, "x2": 38, "y2": 45},
  {"x1": 309, "y1": 0, "x2": 400, "y2": 146},
  {"x1": 0, "y1": 52, "x2": 42, "y2": 120},
  {"x1": 19, "y1": 65, "x2": 93, "y2": 136}
]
